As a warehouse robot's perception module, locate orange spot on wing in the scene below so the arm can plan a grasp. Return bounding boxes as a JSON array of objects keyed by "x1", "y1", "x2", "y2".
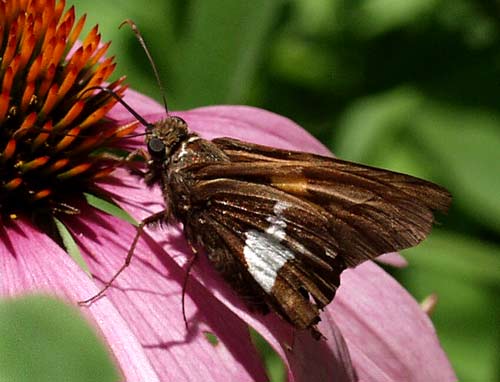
[{"x1": 271, "y1": 176, "x2": 309, "y2": 195}]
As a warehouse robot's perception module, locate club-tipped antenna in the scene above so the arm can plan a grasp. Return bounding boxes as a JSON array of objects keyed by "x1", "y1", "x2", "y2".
[{"x1": 120, "y1": 19, "x2": 169, "y2": 115}]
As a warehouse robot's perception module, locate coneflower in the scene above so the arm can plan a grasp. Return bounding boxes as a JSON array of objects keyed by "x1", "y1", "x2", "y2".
[
  {"x1": 0, "y1": 0, "x2": 135, "y2": 234},
  {"x1": 0, "y1": 1, "x2": 457, "y2": 381}
]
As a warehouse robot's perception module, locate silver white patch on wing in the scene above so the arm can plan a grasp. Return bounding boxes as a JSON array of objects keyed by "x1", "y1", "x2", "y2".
[{"x1": 243, "y1": 201, "x2": 294, "y2": 293}]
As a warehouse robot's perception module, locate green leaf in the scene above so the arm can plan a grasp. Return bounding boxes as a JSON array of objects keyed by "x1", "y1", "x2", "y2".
[
  {"x1": 251, "y1": 328, "x2": 285, "y2": 382},
  {"x1": 54, "y1": 218, "x2": 91, "y2": 276},
  {"x1": 402, "y1": 230, "x2": 500, "y2": 381},
  {"x1": 85, "y1": 193, "x2": 137, "y2": 226},
  {"x1": 404, "y1": 230, "x2": 500, "y2": 286},
  {"x1": 173, "y1": 0, "x2": 283, "y2": 107},
  {"x1": 354, "y1": 0, "x2": 439, "y2": 37},
  {"x1": 403, "y1": 269, "x2": 497, "y2": 382},
  {"x1": 56, "y1": 193, "x2": 136, "y2": 279},
  {"x1": 293, "y1": 0, "x2": 341, "y2": 36},
  {"x1": 0, "y1": 295, "x2": 119, "y2": 382},
  {"x1": 334, "y1": 87, "x2": 423, "y2": 161},
  {"x1": 415, "y1": 104, "x2": 500, "y2": 233},
  {"x1": 69, "y1": 0, "x2": 177, "y2": 102},
  {"x1": 270, "y1": 36, "x2": 355, "y2": 93}
]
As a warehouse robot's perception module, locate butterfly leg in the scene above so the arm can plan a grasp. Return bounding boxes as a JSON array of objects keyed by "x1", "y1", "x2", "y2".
[
  {"x1": 181, "y1": 249, "x2": 198, "y2": 332},
  {"x1": 122, "y1": 148, "x2": 149, "y2": 177},
  {"x1": 95, "y1": 148, "x2": 149, "y2": 177},
  {"x1": 79, "y1": 210, "x2": 166, "y2": 305}
]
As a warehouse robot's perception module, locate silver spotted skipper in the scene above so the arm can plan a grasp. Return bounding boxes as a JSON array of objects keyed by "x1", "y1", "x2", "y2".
[
  {"x1": 136, "y1": 115, "x2": 451, "y2": 339},
  {"x1": 83, "y1": 21, "x2": 451, "y2": 339}
]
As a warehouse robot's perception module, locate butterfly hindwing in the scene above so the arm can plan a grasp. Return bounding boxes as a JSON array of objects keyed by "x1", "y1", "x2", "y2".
[{"x1": 186, "y1": 179, "x2": 345, "y2": 330}]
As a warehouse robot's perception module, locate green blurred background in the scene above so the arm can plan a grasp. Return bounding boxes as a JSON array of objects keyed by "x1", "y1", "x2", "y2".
[{"x1": 69, "y1": 1, "x2": 499, "y2": 380}]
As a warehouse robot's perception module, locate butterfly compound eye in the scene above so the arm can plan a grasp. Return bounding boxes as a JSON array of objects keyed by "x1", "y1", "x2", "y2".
[{"x1": 148, "y1": 137, "x2": 165, "y2": 157}]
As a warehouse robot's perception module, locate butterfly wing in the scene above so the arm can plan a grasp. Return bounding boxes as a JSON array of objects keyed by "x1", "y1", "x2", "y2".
[
  {"x1": 183, "y1": 137, "x2": 451, "y2": 332},
  {"x1": 186, "y1": 179, "x2": 344, "y2": 332},
  {"x1": 201, "y1": 138, "x2": 451, "y2": 264}
]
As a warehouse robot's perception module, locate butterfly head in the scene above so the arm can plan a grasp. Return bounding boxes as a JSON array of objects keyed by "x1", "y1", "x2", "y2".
[{"x1": 145, "y1": 116, "x2": 189, "y2": 163}]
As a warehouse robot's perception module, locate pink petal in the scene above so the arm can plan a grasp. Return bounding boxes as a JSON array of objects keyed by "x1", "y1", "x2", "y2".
[
  {"x1": 182, "y1": 105, "x2": 332, "y2": 155},
  {"x1": 0, "y1": 218, "x2": 159, "y2": 381},
  {"x1": 376, "y1": 252, "x2": 408, "y2": 268},
  {"x1": 63, "y1": 208, "x2": 268, "y2": 382},
  {"x1": 331, "y1": 262, "x2": 456, "y2": 381}
]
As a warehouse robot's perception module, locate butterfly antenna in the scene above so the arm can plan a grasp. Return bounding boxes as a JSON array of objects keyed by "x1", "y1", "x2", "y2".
[
  {"x1": 120, "y1": 19, "x2": 170, "y2": 115},
  {"x1": 80, "y1": 86, "x2": 151, "y2": 132}
]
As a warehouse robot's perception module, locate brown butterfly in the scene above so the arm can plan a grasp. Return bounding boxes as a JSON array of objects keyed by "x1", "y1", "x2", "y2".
[
  {"x1": 138, "y1": 115, "x2": 451, "y2": 338},
  {"x1": 83, "y1": 21, "x2": 451, "y2": 339}
]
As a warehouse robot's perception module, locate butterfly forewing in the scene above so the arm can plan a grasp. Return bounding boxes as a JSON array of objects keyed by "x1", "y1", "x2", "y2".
[
  {"x1": 165, "y1": 134, "x2": 450, "y2": 334},
  {"x1": 191, "y1": 138, "x2": 451, "y2": 261}
]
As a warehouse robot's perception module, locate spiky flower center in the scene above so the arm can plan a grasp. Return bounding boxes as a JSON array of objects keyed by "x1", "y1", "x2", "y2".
[{"x1": 0, "y1": 0, "x2": 136, "y2": 220}]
